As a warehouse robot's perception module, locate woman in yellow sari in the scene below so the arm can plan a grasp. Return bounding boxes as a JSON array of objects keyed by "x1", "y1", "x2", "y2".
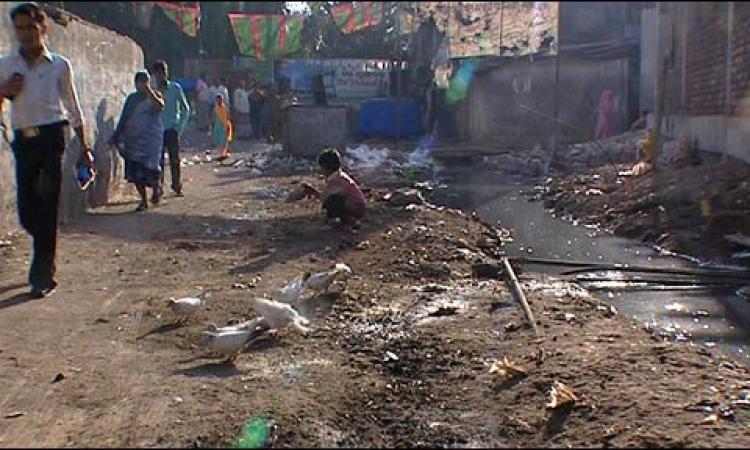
[{"x1": 213, "y1": 94, "x2": 233, "y2": 160}]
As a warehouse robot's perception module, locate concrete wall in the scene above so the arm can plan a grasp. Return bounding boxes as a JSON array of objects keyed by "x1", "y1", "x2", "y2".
[
  {"x1": 283, "y1": 105, "x2": 350, "y2": 158},
  {"x1": 456, "y1": 55, "x2": 631, "y2": 149},
  {"x1": 0, "y1": 4, "x2": 143, "y2": 232}
]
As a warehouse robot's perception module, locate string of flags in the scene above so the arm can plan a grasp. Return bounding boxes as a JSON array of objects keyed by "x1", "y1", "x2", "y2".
[{"x1": 133, "y1": 2, "x2": 200, "y2": 38}]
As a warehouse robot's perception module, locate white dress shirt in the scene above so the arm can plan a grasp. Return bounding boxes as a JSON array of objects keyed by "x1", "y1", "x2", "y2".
[
  {"x1": 0, "y1": 46, "x2": 84, "y2": 130},
  {"x1": 233, "y1": 87, "x2": 249, "y2": 114}
]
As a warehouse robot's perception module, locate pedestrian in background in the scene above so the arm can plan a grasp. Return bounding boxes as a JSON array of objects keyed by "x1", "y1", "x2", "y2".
[
  {"x1": 0, "y1": 2, "x2": 93, "y2": 298},
  {"x1": 233, "y1": 79, "x2": 250, "y2": 139},
  {"x1": 151, "y1": 59, "x2": 189, "y2": 200},
  {"x1": 195, "y1": 73, "x2": 211, "y2": 131},
  {"x1": 213, "y1": 94, "x2": 233, "y2": 161},
  {"x1": 110, "y1": 70, "x2": 164, "y2": 212},
  {"x1": 248, "y1": 81, "x2": 265, "y2": 141}
]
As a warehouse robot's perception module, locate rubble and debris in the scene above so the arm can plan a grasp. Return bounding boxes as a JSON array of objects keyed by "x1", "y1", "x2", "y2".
[
  {"x1": 384, "y1": 189, "x2": 426, "y2": 207},
  {"x1": 546, "y1": 381, "x2": 578, "y2": 409},
  {"x1": 488, "y1": 357, "x2": 528, "y2": 383}
]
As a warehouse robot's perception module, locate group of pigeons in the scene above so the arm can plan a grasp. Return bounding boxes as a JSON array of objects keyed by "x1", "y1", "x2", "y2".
[{"x1": 166, "y1": 263, "x2": 353, "y2": 362}]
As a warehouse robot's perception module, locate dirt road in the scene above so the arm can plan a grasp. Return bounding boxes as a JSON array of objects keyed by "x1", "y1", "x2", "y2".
[{"x1": 1, "y1": 141, "x2": 749, "y2": 448}]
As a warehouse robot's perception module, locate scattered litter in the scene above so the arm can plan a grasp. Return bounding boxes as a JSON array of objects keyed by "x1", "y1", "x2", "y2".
[
  {"x1": 547, "y1": 381, "x2": 578, "y2": 409},
  {"x1": 504, "y1": 322, "x2": 520, "y2": 333},
  {"x1": 700, "y1": 413, "x2": 719, "y2": 425},
  {"x1": 285, "y1": 186, "x2": 306, "y2": 203},
  {"x1": 488, "y1": 357, "x2": 527, "y2": 383},
  {"x1": 234, "y1": 417, "x2": 270, "y2": 449},
  {"x1": 344, "y1": 145, "x2": 393, "y2": 172},
  {"x1": 585, "y1": 188, "x2": 603, "y2": 196},
  {"x1": 355, "y1": 240, "x2": 371, "y2": 251},
  {"x1": 737, "y1": 286, "x2": 750, "y2": 299},
  {"x1": 563, "y1": 313, "x2": 576, "y2": 322},
  {"x1": 664, "y1": 302, "x2": 686, "y2": 312},
  {"x1": 0, "y1": 239, "x2": 12, "y2": 248},
  {"x1": 385, "y1": 188, "x2": 426, "y2": 207},
  {"x1": 385, "y1": 351, "x2": 399, "y2": 362},
  {"x1": 51, "y1": 373, "x2": 65, "y2": 383},
  {"x1": 173, "y1": 396, "x2": 183, "y2": 404},
  {"x1": 428, "y1": 305, "x2": 460, "y2": 317},
  {"x1": 414, "y1": 283, "x2": 450, "y2": 294},
  {"x1": 4, "y1": 411, "x2": 25, "y2": 419}
]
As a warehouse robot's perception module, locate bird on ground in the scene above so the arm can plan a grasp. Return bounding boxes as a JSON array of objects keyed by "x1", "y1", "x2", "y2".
[
  {"x1": 167, "y1": 296, "x2": 205, "y2": 324},
  {"x1": 207, "y1": 317, "x2": 269, "y2": 334},
  {"x1": 305, "y1": 263, "x2": 352, "y2": 294},
  {"x1": 201, "y1": 328, "x2": 255, "y2": 363},
  {"x1": 252, "y1": 297, "x2": 310, "y2": 334},
  {"x1": 277, "y1": 272, "x2": 312, "y2": 304}
]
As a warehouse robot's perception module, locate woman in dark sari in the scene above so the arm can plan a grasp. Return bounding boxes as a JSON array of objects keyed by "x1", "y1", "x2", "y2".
[{"x1": 110, "y1": 71, "x2": 165, "y2": 211}]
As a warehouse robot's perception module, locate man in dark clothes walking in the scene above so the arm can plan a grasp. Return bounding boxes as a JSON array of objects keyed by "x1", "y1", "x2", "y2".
[{"x1": 0, "y1": 2, "x2": 94, "y2": 298}]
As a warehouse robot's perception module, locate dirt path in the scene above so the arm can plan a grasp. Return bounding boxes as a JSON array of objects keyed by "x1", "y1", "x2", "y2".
[{"x1": 1, "y1": 141, "x2": 750, "y2": 448}]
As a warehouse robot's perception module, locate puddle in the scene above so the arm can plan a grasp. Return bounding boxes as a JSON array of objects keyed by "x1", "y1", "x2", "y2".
[{"x1": 439, "y1": 168, "x2": 750, "y2": 364}]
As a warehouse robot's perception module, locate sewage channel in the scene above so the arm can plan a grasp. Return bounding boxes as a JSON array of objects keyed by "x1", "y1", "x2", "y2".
[{"x1": 435, "y1": 166, "x2": 750, "y2": 364}]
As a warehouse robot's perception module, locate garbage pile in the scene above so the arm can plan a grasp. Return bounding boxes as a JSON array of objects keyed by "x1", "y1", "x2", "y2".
[{"x1": 342, "y1": 143, "x2": 439, "y2": 186}]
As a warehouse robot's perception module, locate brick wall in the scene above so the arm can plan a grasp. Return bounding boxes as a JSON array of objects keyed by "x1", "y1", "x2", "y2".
[
  {"x1": 684, "y1": 6, "x2": 728, "y2": 116},
  {"x1": 731, "y1": 3, "x2": 750, "y2": 115}
]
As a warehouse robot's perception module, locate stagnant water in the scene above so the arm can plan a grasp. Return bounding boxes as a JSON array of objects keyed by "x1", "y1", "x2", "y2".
[{"x1": 435, "y1": 166, "x2": 750, "y2": 363}]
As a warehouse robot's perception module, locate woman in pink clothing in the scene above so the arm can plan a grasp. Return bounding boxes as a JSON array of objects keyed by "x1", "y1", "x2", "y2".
[
  {"x1": 302, "y1": 148, "x2": 366, "y2": 225},
  {"x1": 594, "y1": 89, "x2": 615, "y2": 139}
]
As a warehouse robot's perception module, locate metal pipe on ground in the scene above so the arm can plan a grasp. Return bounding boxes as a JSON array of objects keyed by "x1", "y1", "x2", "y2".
[
  {"x1": 501, "y1": 257, "x2": 539, "y2": 335},
  {"x1": 511, "y1": 256, "x2": 750, "y2": 280}
]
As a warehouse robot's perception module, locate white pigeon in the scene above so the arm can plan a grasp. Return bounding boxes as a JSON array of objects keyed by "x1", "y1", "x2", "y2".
[
  {"x1": 201, "y1": 328, "x2": 254, "y2": 362},
  {"x1": 277, "y1": 272, "x2": 312, "y2": 304},
  {"x1": 207, "y1": 317, "x2": 268, "y2": 334},
  {"x1": 252, "y1": 297, "x2": 310, "y2": 333},
  {"x1": 167, "y1": 296, "x2": 204, "y2": 323},
  {"x1": 305, "y1": 263, "x2": 353, "y2": 293}
]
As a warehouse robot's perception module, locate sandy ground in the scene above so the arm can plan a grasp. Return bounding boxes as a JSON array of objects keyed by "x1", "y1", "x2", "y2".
[{"x1": 1, "y1": 139, "x2": 750, "y2": 448}]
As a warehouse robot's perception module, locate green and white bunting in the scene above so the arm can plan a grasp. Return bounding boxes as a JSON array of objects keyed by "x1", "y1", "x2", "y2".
[
  {"x1": 331, "y1": 2, "x2": 383, "y2": 35},
  {"x1": 228, "y1": 13, "x2": 305, "y2": 61},
  {"x1": 157, "y1": 2, "x2": 200, "y2": 37}
]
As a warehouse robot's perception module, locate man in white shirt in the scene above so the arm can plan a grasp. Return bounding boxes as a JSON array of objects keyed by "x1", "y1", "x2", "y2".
[
  {"x1": 0, "y1": 2, "x2": 93, "y2": 298},
  {"x1": 233, "y1": 79, "x2": 250, "y2": 138}
]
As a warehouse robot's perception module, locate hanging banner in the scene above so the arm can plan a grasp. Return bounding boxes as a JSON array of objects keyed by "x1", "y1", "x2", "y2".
[
  {"x1": 157, "y1": 2, "x2": 200, "y2": 37},
  {"x1": 331, "y1": 2, "x2": 383, "y2": 35},
  {"x1": 401, "y1": 2, "x2": 559, "y2": 58},
  {"x1": 228, "y1": 13, "x2": 305, "y2": 61},
  {"x1": 133, "y1": 2, "x2": 156, "y2": 30}
]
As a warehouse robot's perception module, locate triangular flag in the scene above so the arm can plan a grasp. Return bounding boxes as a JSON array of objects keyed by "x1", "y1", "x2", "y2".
[
  {"x1": 156, "y1": 2, "x2": 200, "y2": 37},
  {"x1": 228, "y1": 13, "x2": 305, "y2": 60},
  {"x1": 133, "y1": 2, "x2": 156, "y2": 29},
  {"x1": 331, "y1": 2, "x2": 383, "y2": 34}
]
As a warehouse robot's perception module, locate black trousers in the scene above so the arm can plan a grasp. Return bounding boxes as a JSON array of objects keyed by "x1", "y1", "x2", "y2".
[
  {"x1": 12, "y1": 123, "x2": 66, "y2": 289},
  {"x1": 249, "y1": 109, "x2": 263, "y2": 140},
  {"x1": 160, "y1": 128, "x2": 182, "y2": 192}
]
